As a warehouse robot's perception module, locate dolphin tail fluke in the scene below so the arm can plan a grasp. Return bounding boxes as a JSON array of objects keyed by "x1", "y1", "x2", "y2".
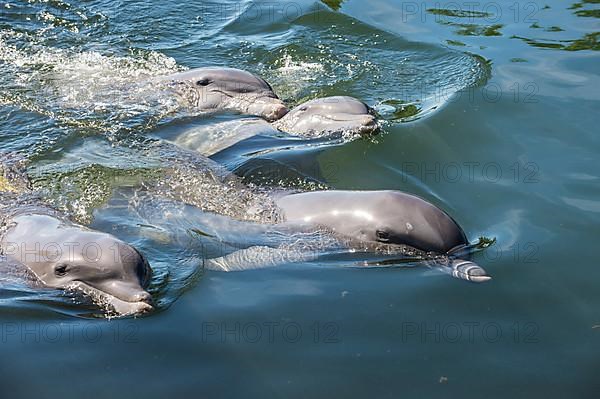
[{"x1": 446, "y1": 259, "x2": 491, "y2": 283}]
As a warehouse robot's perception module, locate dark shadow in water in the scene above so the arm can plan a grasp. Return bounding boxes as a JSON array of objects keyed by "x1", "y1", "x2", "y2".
[
  {"x1": 511, "y1": 32, "x2": 600, "y2": 51},
  {"x1": 510, "y1": 0, "x2": 600, "y2": 52},
  {"x1": 321, "y1": 0, "x2": 345, "y2": 11},
  {"x1": 427, "y1": 8, "x2": 493, "y2": 18},
  {"x1": 426, "y1": 8, "x2": 503, "y2": 36},
  {"x1": 452, "y1": 23, "x2": 503, "y2": 37},
  {"x1": 575, "y1": 9, "x2": 600, "y2": 17},
  {"x1": 511, "y1": 0, "x2": 600, "y2": 51},
  {"x1": 428, "y1": 3, "x2": 599, "y2": 51}
]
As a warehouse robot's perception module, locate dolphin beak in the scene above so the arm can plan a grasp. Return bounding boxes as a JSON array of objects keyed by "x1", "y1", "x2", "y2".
[
  {"x1": 265, "y1": 103, "x2": 289, "y2": 122},
  {"x1": 96, "y1": 280, "x2": 154, "y2": 305},
  {"x1": 247, "y1": 99, "x2": 288, "y2": 122},
  {"x1": 67, "y1": 281, "x2": 154, "y2": 316},
  {"x1": 450, "y1": 259, "x2": 492, "y2": 283},
  {"x1": 130, "y1": 290, "x2": 153, "y2": 304},
  {"x1": 276, "y1": 105, "x2": 290, "y2": 119},
  {"x1": 325, "y1": 113, "x2": 380, "y2": 135},
  {"x1": 359, "y1": 115, "x2": 380, "y2": 135}
]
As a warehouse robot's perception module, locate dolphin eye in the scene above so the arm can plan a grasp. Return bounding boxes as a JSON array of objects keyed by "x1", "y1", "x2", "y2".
[
  {"x1": 196, "y1": 78, "x2": 211, "y2": 86},
  {"x1": 299, "y1": 106, "x2": 308, "y2": 112},
  {"x1": 54, "y1": 264, "x2": 69, "y2": 277},
  {"x1": 376, "y1": 230, "x2": 390, "y2": 242}
]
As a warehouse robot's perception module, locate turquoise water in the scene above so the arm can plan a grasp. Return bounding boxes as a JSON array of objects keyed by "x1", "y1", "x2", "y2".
[{"x1": 1, "y1": 0, "x2": 599, "y2": 397}]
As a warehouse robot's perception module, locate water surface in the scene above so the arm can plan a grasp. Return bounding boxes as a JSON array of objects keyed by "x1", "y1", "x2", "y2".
[{"x1": 1, "y1": 0, "x2": 599, "y2": 397}]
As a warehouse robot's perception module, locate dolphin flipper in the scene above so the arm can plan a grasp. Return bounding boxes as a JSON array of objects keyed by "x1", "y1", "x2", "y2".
[
  {"x1": 205, "y1": 246, "x2": 315, "y2": 272},
  {"x1": 206, "y1": 247, "x2": 492, "y2": 283}
]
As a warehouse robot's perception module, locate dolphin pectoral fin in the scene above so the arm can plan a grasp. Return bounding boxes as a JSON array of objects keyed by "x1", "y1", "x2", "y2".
[
  {"x1": 205, "y1": 246, "x2": 313, "y2": 272},
  {"x1": 446, "y1": 259, "x2": 491, "y2": 283}
]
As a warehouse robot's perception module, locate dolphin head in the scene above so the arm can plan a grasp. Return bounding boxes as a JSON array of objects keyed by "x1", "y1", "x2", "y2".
[
  {"x1": 1, "y1": 214, "x2": 153, "y2": 315},
  {"x1": 363, "y1": 191, "x2": 468, "y2": 254},
  {"x1": 166, "y1": 67, "x2": 288, "y2": 121},
  {"x1": 372, "y1": 193, "x2": 492, "y2": 282},
  {"x1": 277, "y1": 191, "x2": 466, "y2": 252},
  {"x1": 276, "y1": 190, "x2": 491, "y2": 282},
  {"x1": 272, "y1": 96, "x2": 379, "y2": 137}
]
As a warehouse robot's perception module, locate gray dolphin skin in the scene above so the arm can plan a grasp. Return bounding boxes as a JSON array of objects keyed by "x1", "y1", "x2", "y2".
[
  {"x1": 275, "y1": 190, "x2": 491, "y2": 282},
  {"x1": 1, "y1": 213, "x2": 153, "y2": 315},
  {"x1": 162, "y1": 67, "x2": 289, "y2": 121},
  {"x1": 273, "y1": 96, "x2": 379, "y2": 137}
]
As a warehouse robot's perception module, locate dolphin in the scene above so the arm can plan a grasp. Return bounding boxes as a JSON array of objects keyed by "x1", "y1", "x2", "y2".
[
  {"x1": 273, "y1": 190, "x2": 491, "y2": 282},
  {"x1": 0, "y1": 161, "x2": 153, "y2": 316},
  {"x1": 1, "y1": 213, "x2": 154, "y2": 315},
  {"x1": 111, "y1": 143, "x2": 489, "y2": 282},
  {"x1": 154, "y1": 96, "x2": 380, "y2": 156},
  {"x1": 272, "y1": 96, "x2": 379, "y2": 138},
  {"x1": 160, "y1": 67, "x2": 289, "y2": 122}
]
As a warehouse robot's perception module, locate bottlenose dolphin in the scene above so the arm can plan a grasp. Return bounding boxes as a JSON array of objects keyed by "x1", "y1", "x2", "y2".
[
  {"x1": 0, "y1": 163, "x2": 153, "y2": 315},
  {"x1": 272, "y1": 96, "x2": 378, "y2": 138},
  {"x1": 155, "y1": 96, "x2": 379, "y2": 156},
  {"x1": 161, "y1": 67, "x2": 288, "y2": 122},
  {"x1": 195, "y1": 185, "x2": 490, "y2": 282},
  {"x1": 275, "y1": 190, "x2": 490, "y2": 282},
  {"x1": 120, "y1": 142, "x2": 489, "y2": 282}
]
